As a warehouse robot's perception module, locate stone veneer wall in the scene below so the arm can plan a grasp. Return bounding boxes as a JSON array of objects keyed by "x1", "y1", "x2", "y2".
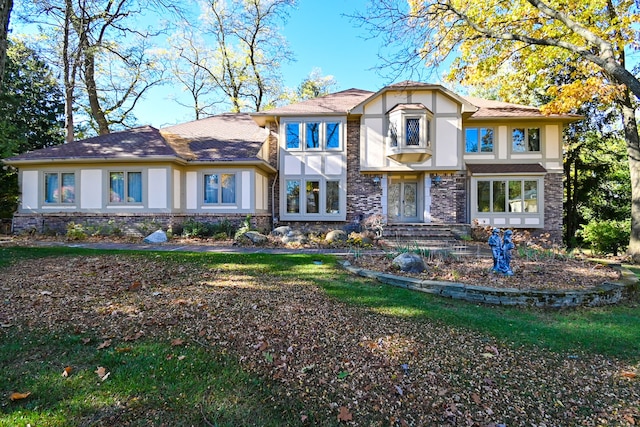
[
  {"x1": 12, "y1": 213, "x2": 272, "y2": 236},
  {"x1": 429, "y1": 173, "x2": 467, "y2": 224},
  {"x1": 543, "y1": 172, "x2": 563, "y2": 242},
  {"x1": 345, "y1": 119, "x2": 383, "y2": 222}
]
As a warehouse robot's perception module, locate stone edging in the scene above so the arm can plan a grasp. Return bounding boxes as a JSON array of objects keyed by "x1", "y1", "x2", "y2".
[{"x1": 339, "y1": 261, "x2": 638, "y2": 308}]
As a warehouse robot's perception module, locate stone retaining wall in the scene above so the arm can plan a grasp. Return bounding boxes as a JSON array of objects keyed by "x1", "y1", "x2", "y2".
[{"x1": 341, "y1": 262, "x2": 637, "y2": 308}]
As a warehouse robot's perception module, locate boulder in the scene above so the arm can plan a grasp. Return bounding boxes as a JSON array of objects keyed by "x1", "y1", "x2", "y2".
[
  {"x1": 325, "y1": 229, "x2": 347, "y2": 243},
  {"x1": 143, "y1": 230, "x2": 168, "y2": 244},
  {"x1": 270, "y1": 226, "x2": 291, "y2": 237},
  {"x1": 282, "y1": 230, "x2": 308, "y2": 245},
  {"x1": 243, "y1": 231, "x2": 268, "y2": 244},
  {"x1": 392, "y1": 252, "x2": 426, "y2": 273}
]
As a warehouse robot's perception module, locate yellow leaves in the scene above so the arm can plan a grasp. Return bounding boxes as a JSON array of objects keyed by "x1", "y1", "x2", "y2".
[
  {"x1": 542, "y1": 77, "x2": 624, "y2": 114},
  {"x1": 9, "y1": 391, "x2": 31, "y2": 401}
]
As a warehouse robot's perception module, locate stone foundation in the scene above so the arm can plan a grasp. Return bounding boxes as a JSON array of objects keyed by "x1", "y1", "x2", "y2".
[{"x1": 12, "y1": 213, "x2": 272, "y2": 236}]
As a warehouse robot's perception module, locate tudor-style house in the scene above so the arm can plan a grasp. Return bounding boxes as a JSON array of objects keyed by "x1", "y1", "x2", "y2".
[{"x1": 4, "y1": 81, "x2": 579, "y2": 241}]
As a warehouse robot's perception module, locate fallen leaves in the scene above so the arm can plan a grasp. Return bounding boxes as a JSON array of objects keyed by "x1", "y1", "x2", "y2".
[
  {"x1": 9, "y1": 391, "x2": 31, "y2": 401},
  {"x1": 1, "y1": 253, "x2": 638, "y2": 426},
  {"x1": 61, "y1": 366, "x2": 72, "y2": 377}
]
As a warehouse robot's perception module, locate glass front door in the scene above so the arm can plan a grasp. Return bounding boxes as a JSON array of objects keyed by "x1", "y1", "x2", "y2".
[{"x1": 388, "y1": 181, "x2": 419, "y2": 222}]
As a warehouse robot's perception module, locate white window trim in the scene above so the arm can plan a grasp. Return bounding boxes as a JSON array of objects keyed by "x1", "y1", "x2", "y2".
[
  {"x1": 281, "y1": 118, "x2": 346, "y2": 152},
  {"x1": 202, "y1": 171, "x2": 238, "y2": 206},
  {"x1": 387, "y1": 109, "x2": 432, "y2": 149},
  {"x1": 464, "y1": 126, "x2": 495, "y2": 153},
  {"x1": 510, "y1": 126, "x2": 542, "y2": 153},
  {"x1": 107, "y1": 170, "x2": 144, "y2": 205}
]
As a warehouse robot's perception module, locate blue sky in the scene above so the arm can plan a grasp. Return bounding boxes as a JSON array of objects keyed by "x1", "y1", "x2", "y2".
[{"x1": 139, "y1": 0, "x2": 433, "y2": 128}]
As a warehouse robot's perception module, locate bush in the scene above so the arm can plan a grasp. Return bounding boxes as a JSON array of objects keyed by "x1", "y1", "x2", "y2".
[
  {"x1": 580, "y1": 219, "x2": 630, "y2": 256},
  {"x1": 181, "y1": 219, "x2": 236, "y2": 239},
  {"x1": 66, "y1": 222, "x2": 87, "y2": 240}
]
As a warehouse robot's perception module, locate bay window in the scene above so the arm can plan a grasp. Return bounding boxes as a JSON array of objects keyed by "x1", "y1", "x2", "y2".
[{"x1": 45, "y1": 172, "x2": 75, "y2": 204}]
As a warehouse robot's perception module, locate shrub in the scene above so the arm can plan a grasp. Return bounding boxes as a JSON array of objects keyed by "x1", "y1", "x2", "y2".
[
  {"x1": 66, "y1": 222, "x2": 87, "y2": 240},
  {"x1": 580, "y1": 219, "x2": 630, "y2": 256},
  {"x1": 182, "y1": 219, "x2": 237, "y2": 239}
]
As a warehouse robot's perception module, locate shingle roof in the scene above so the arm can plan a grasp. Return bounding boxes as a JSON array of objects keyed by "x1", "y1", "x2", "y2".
[
  {"x1": 257, "y1": 88, "x2": 374, "y2": 116},
  {"x1": 463, "y1": 96, "x2": 581, "y2": 120},
  {"x1": 161, "y1": 113, "x2": 269, "y2": 162},
  {"x1": 6, "y1": 126, "x2": 177, "y2": 161},
  {"x1": 5, "y1": 114, "x2": 271, "y2": 165},
  {"x1": 466, "y1": 163, "x2": 547, "y2": 174}
]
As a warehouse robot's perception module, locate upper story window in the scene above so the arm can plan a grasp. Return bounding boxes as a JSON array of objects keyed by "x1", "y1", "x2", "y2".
[
  {"x1": 387, "y1": 104, "x2": 432, "y2": 149},
  {"x1": 44, "y1": 172, "x2": 75, "y2": 204},
  {"x1": 465, "y1": 127, "x2": 494, "y2": 153},
  {"x1": 110, "y1": 171, "x2": 142, "y2": 203},
  {"x1": 282, "y1": 120, "x2": 343, "y2": 151},
  {"x1": 204, "y1": 173, "x2": 236, "y2": 204},
  {"x1": 512, "y1": 127, "x2": 540, "y2": 152}
]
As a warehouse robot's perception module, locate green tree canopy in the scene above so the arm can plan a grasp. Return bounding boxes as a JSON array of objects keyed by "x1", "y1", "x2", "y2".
[{"x1": 0, "y1": 38, "x2": 65, "y2": 217}]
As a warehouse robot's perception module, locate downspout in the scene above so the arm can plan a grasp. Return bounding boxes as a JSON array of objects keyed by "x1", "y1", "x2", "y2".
[{"x1": 271, "y1": 117, "x2": 280, "y2": 226}]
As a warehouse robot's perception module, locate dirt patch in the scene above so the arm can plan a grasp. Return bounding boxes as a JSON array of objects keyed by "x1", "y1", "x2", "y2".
[{"x1": 1, "y1": 253, "x2": 638, "y2": 425}]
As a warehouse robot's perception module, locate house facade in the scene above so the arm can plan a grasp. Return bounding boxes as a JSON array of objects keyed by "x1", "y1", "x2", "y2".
[{"x1": 4, "y1": 81, "x2": 579, "y2": 241}]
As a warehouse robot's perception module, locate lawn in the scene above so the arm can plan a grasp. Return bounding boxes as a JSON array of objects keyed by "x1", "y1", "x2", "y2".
[{"x1": 0, "y1": 245, "x2": 639, "y2": 426}]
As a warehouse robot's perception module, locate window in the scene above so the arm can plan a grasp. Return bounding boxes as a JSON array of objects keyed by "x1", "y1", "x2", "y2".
[
  {"x1": 286, "y1": 180, "x2": 300, "y2": 213},
  {"x1": 406, "y1": 118, "x2": 420, "y2": 146},
  {"x1": 110, "y1": 172, "x2": 142, "y2": 203},
  {"x1": 306, "y1": 122, "x2": 320, "y2": 149},
  {"x1": 286, "y1": 123, "x2": 300, "y2": 149},
  {"x1": 477, "y1": 179, "x2": 539, "y2": 213},
  {"x1": 285, "y1": 179, "x2": 341, "y2": 216},
  {"x1": 283, "y1": 120, "x2": 343, "y2": 150},
  {"x1": 389, "y1": 122, "x2": 398, "y2": 147},
  {"x1": 45, "y1": 172, "x2": 75, "y2": 204},
  {"x1": 512, "y1": 127, "x2": 540, "y2": 152},
  {"x1": 465, "y1": 127, "x2": 494, "y2": 153},
  {"x1": 204, "y1": 173, "x2": 235, "y2": 204},
  {"x1": 326, "y1": 122, "x2": 340, "y2": 149},
  {"x1": 326, "y1": 181, "x2": 340, "y2": 214}
]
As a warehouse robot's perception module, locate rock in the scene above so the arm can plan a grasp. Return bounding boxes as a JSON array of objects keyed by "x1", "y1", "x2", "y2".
[
  {"x1": 282, "y1": 230, "x2": 308, "y2": 245},
  {"x1": 392, "y1": 252, "x2": 426, "y2": 273},
  {"x1": 270, "y1": 226, "x2": 291, "y2": 237},
  {"x1": 243, "y1": 230, "x2": 268, "y2": 244},
  {"x1": 325, "y1": 229, "x2": 347, "y2": 243},
  {"x1": 143, "y1": 230, "x2": 168, "y2": 244}
]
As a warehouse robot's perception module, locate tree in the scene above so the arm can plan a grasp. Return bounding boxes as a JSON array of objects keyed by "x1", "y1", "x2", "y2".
[
  {"x1": 18, "y1": 0, "x2": 170, "y2": 137},
  {"x1": 0, "y1": 0, "x2": 13, "y2": 89},
  {"x1": 358, "y1": 0, "x2": 640, "y2": 259},
  {"x1": 0, "y1": 39, "x2": 65, "y2": 217},
  {"x1": 194, "y1": 0, "x2": 295, "y2": 112}
]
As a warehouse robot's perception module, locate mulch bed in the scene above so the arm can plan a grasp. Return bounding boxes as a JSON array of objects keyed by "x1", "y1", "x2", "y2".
[
  {"x1": 1, "y1": 253, "x2": 638, "y2": 425},
  {"x1": 348, "y1": 250, "x2": 623, "y2": 291}
]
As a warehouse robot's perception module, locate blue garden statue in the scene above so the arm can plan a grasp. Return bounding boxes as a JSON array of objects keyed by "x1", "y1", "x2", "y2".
[{"x1": 488, "y1": 228, "x2": 514, "y2": 276}]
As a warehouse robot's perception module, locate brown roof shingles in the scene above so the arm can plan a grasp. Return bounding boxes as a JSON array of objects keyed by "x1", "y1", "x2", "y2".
[
  {"x1": 257, "y1": 88, "x2": 373, "y2": 116},
  {"x1": 7, "y1": 126, "x2": 178, "y2": 161},
  {"x1": 466, "y1": 163, "x2": 547, "y2": 174},
  {"x1": 463, "y1": 96, "x2": 581, "y2": 120}
]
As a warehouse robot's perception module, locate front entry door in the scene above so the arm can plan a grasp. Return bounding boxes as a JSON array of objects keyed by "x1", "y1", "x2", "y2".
[{"x1": 388, "y1": 181, "x2": 419, "y2": 222}]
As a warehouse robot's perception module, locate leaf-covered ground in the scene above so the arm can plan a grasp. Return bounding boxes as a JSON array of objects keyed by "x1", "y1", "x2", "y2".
[
  {"x1": 1, "y1": 253, "x2": 638, "y2": 425},
  {"x1": 349, "y1": 251, "x2": 622, "y2": 290}
]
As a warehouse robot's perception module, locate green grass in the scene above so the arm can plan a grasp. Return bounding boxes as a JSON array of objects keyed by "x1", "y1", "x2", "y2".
[
  {"x1": 0, "y1": 330, "x2": 302, "y2": 427},
  {"x1": 1, "y1": 245, "x2": 640, "y2": 425}
]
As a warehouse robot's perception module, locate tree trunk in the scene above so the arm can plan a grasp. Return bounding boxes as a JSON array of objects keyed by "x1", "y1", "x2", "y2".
[
  {"x1": 620, "y1": 92, "x2": 640, "y2": 261},
  {"x1": 0, "y1": 0, "x2": 12, "y2": 90},
  {"x1": 84, "y1": 51, "x2": 110, "y2": 135}
]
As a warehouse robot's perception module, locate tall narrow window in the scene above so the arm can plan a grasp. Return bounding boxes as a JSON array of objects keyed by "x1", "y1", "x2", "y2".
[
  {"x1": 286, "y1": 123, "x2": 300, "y2": 149},
  {"x1": 388, "y1": 121, "x2": 398, "y2": 147},
  {"x1": 477, "y1": 181, "x2": 490, "y2": 212},
  {"x1": 45, "y1": 172, "x2": 75, "y2": 204},
  {"x1": 406, "y1": 118, "x2": 420, "y2": 146},
  {"x1": 326, "y1": 122, "x2": 340, "y2": 149},
  {"x1": 306, "y1": 181, "x2": 320, "y2": 213},
  {"x1": 110, "y1": 172, "x2": 142, "y2": 203},
  {"x1": 326, "y1": 181, "x2": 340, "y2": 214},
  {"x1": 286, "y1": 180, "x2": 300, "y2": 213},
  {"x1": 306, "y1": 122, "x2": 320, "y2": 148}
]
